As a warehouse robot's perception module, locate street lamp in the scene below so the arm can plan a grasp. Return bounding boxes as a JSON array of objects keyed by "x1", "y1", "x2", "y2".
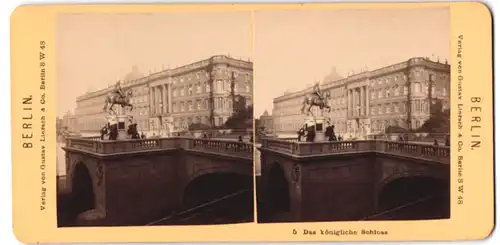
[{"x1": 158, "y1": 103, "x2": 163, "y2": 136}]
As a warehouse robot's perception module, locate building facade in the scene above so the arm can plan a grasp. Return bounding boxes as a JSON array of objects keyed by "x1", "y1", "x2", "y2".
[
  {"x1": 74, "y1": 55, "x2": 253, "y2": 136},
  {"x1": 257, "y1": 110, "x2": 274, "y2": 133},
  {"x1": 61, "y1": 111, "x2": 78, "y2": 133},
  {"x1": 272, "y1": 57, "x2": 450, "y2": 139}
]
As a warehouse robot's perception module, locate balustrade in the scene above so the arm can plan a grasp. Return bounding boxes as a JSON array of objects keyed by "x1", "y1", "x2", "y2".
[
  {"x1": 188, "y1": 138, "x2": 253, "y2": 159},
  {"x1": 81, "y1": 136, "x2": 101, "y2": 141},
  {"x1": 382, "y1": 141, "x2": 449, "y2": 162},
  {"x1": 64, "y1": 137, "x2": 253, "y2": 159},
  {"x1": 259, "y1": 138, "x2": 450, "y2": 164},
  {"x1": 65, "y1": 137, "x2": 178, "y2": 154}
]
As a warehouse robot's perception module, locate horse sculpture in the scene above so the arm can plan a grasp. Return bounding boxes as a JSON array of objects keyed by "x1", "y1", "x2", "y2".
[
  {"x1": 300, "y1": 91, "x2": 331, "y2": 116},
  {"x1": 102, "y1": 90, "x2": 134, "y2": 115}
]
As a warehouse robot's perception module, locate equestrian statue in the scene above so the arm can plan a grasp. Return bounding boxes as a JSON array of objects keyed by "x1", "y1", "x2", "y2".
[
  {"x1": 300, "y1": 81, "x2": 332, "y2": 116},
  {"x1": 102, "y1": 80, "x2": 134, "y2": 115}
]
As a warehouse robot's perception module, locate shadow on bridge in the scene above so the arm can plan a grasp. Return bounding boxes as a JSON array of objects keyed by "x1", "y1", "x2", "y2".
[
  {"x1": 58, "y1": 163, "x2": 95, "y2": 227},
  {"x1": 257, "y1": 163, "x2": 291, "y2": 223}
]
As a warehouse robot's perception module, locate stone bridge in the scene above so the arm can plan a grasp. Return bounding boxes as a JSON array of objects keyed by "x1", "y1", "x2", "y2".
[
  {"x1": 257, "y1": 138, "x2": 450, "y2": 222},
  {"x1": 60, "y1": 136, "x2": 254, "y2": 226}
]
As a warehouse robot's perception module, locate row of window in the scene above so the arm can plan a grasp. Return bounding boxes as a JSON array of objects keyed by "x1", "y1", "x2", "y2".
[
  {"x1": 369, "y1": 70, "x2": 448, "y2": 87},
  {"x1": 171, "y1": 97, "x2": 232, "y2": 113},
  {"x1": 171, "y1": 81, "x2": 251, "y2": 97},
  {"x1": 370, "y1": 83, "x2": 448, "y2": 100},
  {"x1": 370, "y1": 99, "x2": 437, "y2": 116},
  {"x1": 151, "y1": 80, "x2": 251, "y2": 102},
  {"x1": 169, "y1": 68, "x2": 251, "y2": 85}
]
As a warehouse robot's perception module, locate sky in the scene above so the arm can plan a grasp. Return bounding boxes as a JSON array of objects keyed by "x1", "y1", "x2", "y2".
[
  {"x1": 57, "y1": 12, "x2": 252, "y2": 117},
  {"x1": 253, "y1": 7, "x2": 450, "y2": 117}
]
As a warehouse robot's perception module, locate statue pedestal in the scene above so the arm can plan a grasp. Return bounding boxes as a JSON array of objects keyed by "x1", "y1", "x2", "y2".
[
  {"x1": 304, "y1": 116, "x2": 327, "y2": 142},
  {"x1": 106, "y1": 115, "x2": 131, "y2": 140}
]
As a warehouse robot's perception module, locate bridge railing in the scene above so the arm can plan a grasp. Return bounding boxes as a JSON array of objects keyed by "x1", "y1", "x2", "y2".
[
  {"x1": 259, "y1": 139, "x2": 450, "y2": 163},
  {"x1": 65, "y1": 137, "x2": 253, "y2": 159},
  {"x1": 187, "y1": 138, "x2": 253, "y2": 160},
  {"x1": 98, "y1": 138, "x2": 180, "y2": 154},
  {"x1": 65, "y1": 137, "x2": 177, "y2": 154},
  {"x1": 378, "y1": 141, "x2": 450, "y2": 163},
  {"x1": 261, "y1": 138, "x2": 374, "y2": 155},
  {"x1": 81, "y1": 136, "x2": 101, "y2": 141}
]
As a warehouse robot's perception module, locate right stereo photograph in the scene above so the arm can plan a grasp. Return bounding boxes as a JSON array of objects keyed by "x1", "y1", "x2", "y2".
[{"x1": 253, "y1": 7, "x2": 451, "y2": 223}]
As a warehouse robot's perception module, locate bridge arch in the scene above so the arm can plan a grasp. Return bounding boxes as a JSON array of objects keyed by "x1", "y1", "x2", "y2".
[
  {"x1": 265, "y1": 161, "x2": 291, "y2": 213},
  {"x1": 375, "y1": 171, "x2": 449, "y2": 219},
  {"x1": 68, "y1": 162, "x2": 96, "y2": 222}
]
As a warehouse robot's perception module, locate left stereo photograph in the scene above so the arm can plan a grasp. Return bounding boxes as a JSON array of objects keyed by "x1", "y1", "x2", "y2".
[{"x1": 56, "y1": 12, "x2": 255, "y2": 227}]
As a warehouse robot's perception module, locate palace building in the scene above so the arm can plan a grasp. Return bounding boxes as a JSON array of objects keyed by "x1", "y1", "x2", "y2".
[
  {"x1": 272, "y1": 57, "x2": 450, "y2": 138},
  {"x1": 74, "y1": 55, "x2": 253, "y2": 136}
]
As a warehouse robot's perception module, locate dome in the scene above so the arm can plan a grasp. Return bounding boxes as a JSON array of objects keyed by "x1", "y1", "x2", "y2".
[
  {"x1": 323, "y1": 67, "x2": 344, "y2": 83},
  {"x1": 123, "y1": 65, "x2": 144, "y2": 82},
  {"x1": 262, "y1": 110, "x2": 269, "y2": 116}
]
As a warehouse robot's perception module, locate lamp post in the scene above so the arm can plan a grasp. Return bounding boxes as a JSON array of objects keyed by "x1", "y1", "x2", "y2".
[{"x1": 158, "y1": 103, "x2": 163, "y2": 136}]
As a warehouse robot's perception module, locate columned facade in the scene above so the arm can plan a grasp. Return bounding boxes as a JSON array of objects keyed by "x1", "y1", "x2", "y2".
[
  {"x1": 147, "y1": 55, "x2": 253, "y2": 136},
  {"x1": 346, "y1": 85, "x2": 369, "y2": 118}
]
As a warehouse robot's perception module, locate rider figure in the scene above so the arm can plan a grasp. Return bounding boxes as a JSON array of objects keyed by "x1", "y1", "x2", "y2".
[
  {"x1": 313, "y1": 81, "x2": 323, "y2": 101},
  {"x1": 114, "y1": 80, "x2": 125, "y2": 99}
]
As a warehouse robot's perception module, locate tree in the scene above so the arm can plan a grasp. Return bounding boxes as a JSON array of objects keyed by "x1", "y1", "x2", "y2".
[
  {"x1": 223, "y1": 95, "x2": 253, "y2": 129},
  {"x1": 188, "y1": 123, "x2": 211, "y2": 131},
  {"x1": 385, "y1": 125, "x2": 409, "y2": 134},
  {"x1": 417, "y1": 99, "x2": 450, "y2": 133}
]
